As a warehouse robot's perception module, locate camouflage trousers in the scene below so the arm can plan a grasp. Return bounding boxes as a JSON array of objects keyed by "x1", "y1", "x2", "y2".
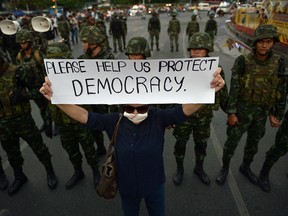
[
  {"x1": 169, "y1": 33, "x2": 179, "y2": 50},
  {"x1": 222, "y1": 104, "x2": 268, "y2": 163},
  {"x1": 149, "y1": 33, "x2": 160, "y2": 50},
  {"x1": 0, "y1": 114, "x2": 52, "y2": 168},
  {"x1": 58, "y1": 123, "x2": 99, "y2": 168},
  {"x1": 263, "y1": 110, "x2": 288, "y2": 169},
  {"x1": 173, "y1": 110, "x2": 213, "y2": 162}
]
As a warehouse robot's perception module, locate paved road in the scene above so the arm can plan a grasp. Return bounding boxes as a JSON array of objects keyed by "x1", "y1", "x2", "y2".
[{"x1": 0, "y1": 11, "x2": 287, "y2": 216}]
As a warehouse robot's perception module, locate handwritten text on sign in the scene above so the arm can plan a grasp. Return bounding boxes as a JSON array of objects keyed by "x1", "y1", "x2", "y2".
[{"x1": 44, "y1": 57, "x2": 219, "y2": 104}]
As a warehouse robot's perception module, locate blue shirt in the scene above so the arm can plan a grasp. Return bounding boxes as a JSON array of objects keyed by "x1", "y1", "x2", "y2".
[{"x1": 86, "y1": 105, "x2": 187, "y2": 197}]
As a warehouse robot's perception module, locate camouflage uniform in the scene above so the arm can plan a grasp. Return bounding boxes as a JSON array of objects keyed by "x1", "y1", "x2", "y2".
[
  {"x1": 186, "y1": 14, "x2": 199, "y2": 42},
  {"x1": 46, "y1": 41, "x2": 101, "y2": 189},
  {"x1": 216, "y1": 25, "x2": 287, "y2": 185},
  {"x1": 204, "y1": 11, "x2": 217, "y2": 42},
  {"x1": 0, "y1": 55, "x2": 57, "y2": 195},
  {"x1": 173, "y1": 33, "x2": 228, "y2": 185},
  {"x1": 148, "y1": 11, "x2": 161, "y2": 51},
  {"x1": 167, "y1": 13, "x2": 180, "y2": 52},
  {"x1": 109, "y1": 14, "x2": 123, "y2": 53},
  {"x1": 125, "y1": 36, "x2": 151, "y2": 58},
  {"x1": 15, "y1": 29, "x2": 52, "y2": 137},
  {"x1": 58, "y1": 16, "x2": 71, "y2": 50}
]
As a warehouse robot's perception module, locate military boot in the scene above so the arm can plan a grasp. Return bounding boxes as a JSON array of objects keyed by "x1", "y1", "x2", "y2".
[
  {"x1": 258, "y1": 160, "x2": 273, "y2": 192},
  {"x1": 170, "y1": 47, "x2": 174, "y2": 52},
  {"x1": 65, "y1": 165, "x2": 85, "y2": 189},
  {"x1": 194, "y1": 160, "x2": 210, "y2": 185},
  {"x1": 173, "y1": 159, "x2": 184, "y2": 185},
  {"x1": 216, "y1": 160, "x2": 230, "y2": 185},
  {"x1": 176, "y1": 46, "x2": 179, "y2": 52},
  {"x1": 239, "y1": 160, "x2": 258, "y2": 185},
  {"x1": 0, "y1": 164, "x2": 8, "y2": 191},
  {"x1": 44, "y1": 161, "x2": 58, "y2": 189},
  {"x1": 92, "y1": 167, "x2": 101, "y2": 188},
  {"x1": 8, "y1": 167, "x2": 28, "y2": 196},
  {"x1": 156, "y1": 44, "x2": 160, "y2": 51}
]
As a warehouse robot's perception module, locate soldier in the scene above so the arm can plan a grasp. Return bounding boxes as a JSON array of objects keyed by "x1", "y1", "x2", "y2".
[
  {"x1": 109, "y1": 13, "x2": 123, "y2": 53},
  {"x1": 0, "y1": 156, "x2": 8, "y2": 190},
  {"x1": 78, "y1": 26, "x2": 115, "y2": 156},
  {"x1": 216, "y1": 25, "x2": 287, "y2": 185},
  {"x1": 173, "y1": 32, "x2": 228, "y2": 186},
  {"x1": 205, "y1": 11, "x2": 217, "y2": 44},
  {"x1": 0, "y1": 54, "x2": 57, "y2": 195},
  {"x1": 167, "y1": 13, "x2": 180, "y2": 52},
  {"x1": 46, "y1": 41, "x2": 101, "y2": 189},
  {"x1": 258, "y1": 107, "x2": 288, "y2": 192},
  {"x1": 186, "y1": 14, "x2": 199, "y2": 43},
  {"x1": 58, "y1": 15, "x2": 71, "y2": 50},
  {"x1": 148, "y1": 11, "x2": 161, "y2": 51},
  {"x1": 15, "y1": 29, "x2": 52, "y2": 136}
]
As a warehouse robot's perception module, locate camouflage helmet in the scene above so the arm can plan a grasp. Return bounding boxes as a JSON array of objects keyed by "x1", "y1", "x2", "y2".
[
  {"x1": 187, "y1": 32, "x2": 214, "y2": 52},
  {"x1": 251, "y1": 24, "x2": 279, "y2": 47},
  {"x1": 79, "y1": 26, "x2": 90, "y2": 42},
  {"x1": 86, "y1": 26, "x2": 106, "y2": 45},
  {"x1": 209, "y1": 10, "x2": 216, "y2": 18},
  {"x1": 16, "y1": 29, "x2": 33, "y2": 43},
  {"x1": 125, "y1": 37, "x2": 151, "y2": 58}
]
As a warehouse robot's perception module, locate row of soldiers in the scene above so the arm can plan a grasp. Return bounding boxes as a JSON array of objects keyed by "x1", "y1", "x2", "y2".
[{"x1": 0, "y1": 17, "x2": 119, "y2": 195}]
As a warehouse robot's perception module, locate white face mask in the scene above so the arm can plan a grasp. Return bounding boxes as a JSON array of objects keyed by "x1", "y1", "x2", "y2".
[{"x1": 123, "y1": 112, "x2": 148, "y2": 124}]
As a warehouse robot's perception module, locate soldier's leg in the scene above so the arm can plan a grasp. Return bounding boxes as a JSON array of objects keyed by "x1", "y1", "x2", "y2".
[
  {"x1": 0, "y1": 155, "x2": 8, "y2": 191},
  {"x1": 193, "y1": 114, "x2": 213, "y2": 185},
  {"x1": 175, "y1": 34, "x2": 179, "y2": 51},
  {"x1": 20, "y1": 115, "x2": 57, "y2": 189},
  {"x1": 58, "y1": 125, "x2": 85, "y2": 189},
  {"x1": 0, "y1": 125, "x2": 27, "y2": 195},
  {"x1": 172, "y1": 117, "x2": 193, "y2": 185},
  {"x1": 117, "y1": 36, "x2": 123, "y2": 52},
  {"x1": 33, "y1": 97, "x2": 49, "y2": 132},
  {"x1": 150, "y1": 34, "x2": 154, "y2": 51},
  {"x1": 155, "y1": 34, "x2": 160, "y2": 51},
  {"x1": 216, "y1": 114, "x2": 252, "y2": 185},
  {"x1": 113, "y1": 36, "x2": 117, "y2": 52},
  {"x1": 169, "y1": 35, "x2": 174, "y2": 51},
  {"x1": 240, "y1": 108, "x2": 268, "y2": 185},
  {"x1": 259, "y1": 112, "x2": 288, "y2": 192},
  {"x1": 77, "y1": 125, "x2": 101, "y2": 188}
]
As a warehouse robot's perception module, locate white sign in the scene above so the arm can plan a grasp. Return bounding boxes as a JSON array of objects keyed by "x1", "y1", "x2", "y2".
[{"x1": 44, "y1": 57, "x2": 219, "y2": 104}]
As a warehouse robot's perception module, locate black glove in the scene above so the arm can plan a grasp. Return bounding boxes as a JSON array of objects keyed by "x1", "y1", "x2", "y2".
[{"x1": 44, "y1": 118, "x2": 53, "y2": 139}]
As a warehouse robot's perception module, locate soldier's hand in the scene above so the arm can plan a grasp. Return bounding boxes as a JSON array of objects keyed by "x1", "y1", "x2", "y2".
[{"x1": 227, "y1": 113, "x2": 238, "y2": 126}]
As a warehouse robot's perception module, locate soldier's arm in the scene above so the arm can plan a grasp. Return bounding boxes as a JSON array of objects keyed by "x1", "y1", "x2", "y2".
[
  {"x1": 226, "y1": 55, "x2": 245, "y2": 114},
  {"x1": 269, "y1": 57, "x2": 288, "y2": 121}
]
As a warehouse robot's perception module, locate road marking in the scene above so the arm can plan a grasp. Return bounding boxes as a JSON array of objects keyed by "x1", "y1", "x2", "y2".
[{"x1": 211, "y1": 125, "x2": 250, "y2": 216}]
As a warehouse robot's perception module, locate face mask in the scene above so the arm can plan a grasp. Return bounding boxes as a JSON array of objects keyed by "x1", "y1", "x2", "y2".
[{"x1": 123, "y1": 112, "x2": 148, "y2": 124}]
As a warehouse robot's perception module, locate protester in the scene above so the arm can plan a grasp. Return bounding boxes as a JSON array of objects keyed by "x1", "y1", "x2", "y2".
[{"x1": 40, "y1": 37, "x2": 225, "y2": 216}]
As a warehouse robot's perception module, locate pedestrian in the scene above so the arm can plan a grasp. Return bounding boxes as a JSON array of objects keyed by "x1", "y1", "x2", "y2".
[
  {"x1": 109, "y1": 13, "x2": 123, "y2": 53},
  {"x1": 167, "y1": 12, "x2": 180, "y2": 52},
  {"x1": 173, "y1": 32, "x2": 228, "y2": 186},
  {"x1": 40, "y1": 36, "x2": 225, "y2": 216},
  {"x1": 119, "y1": 14, "x2": 127, "y2": 49},
  {"x1": 185, "y1": 14, "x2": 199, "y2": 43},
  {"x1": 148, "y1": 11, "x2": 161, "y2": 51},
  {"x1": 46, "y1": 40, "x2": 101, "y2": 189},
  {"x1": 205, "y1": 10, "x2": 217, "y2": 44},
  {"x1": 15, "y1": 29, "x2": 52, "y2": 137},
  {"x1": 0, "y1": 155, "x2": 8, "y2": 191},
  {"x1": 215, "y1": 24, "x2": 287, "y2": 186},
  {"x1": 0, "y1": 54, "x2": 57, "y2": 196},
  {"x1": 258, "y1": 103, "x2": 288, "y2": 192}
]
